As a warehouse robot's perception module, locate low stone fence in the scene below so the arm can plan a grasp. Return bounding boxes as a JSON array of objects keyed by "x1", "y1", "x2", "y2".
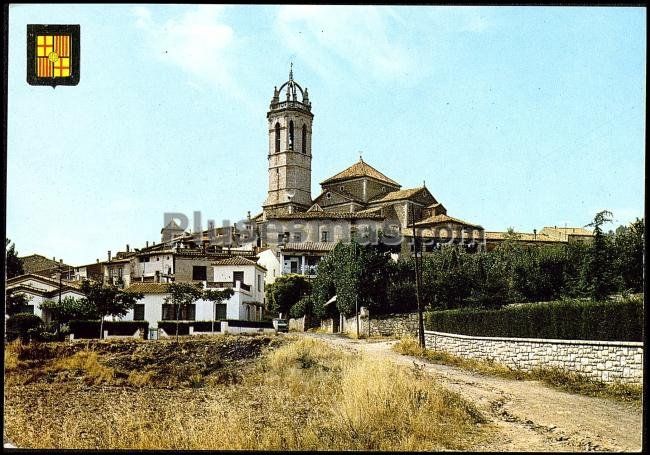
[
  {"x1": 320, "y1": 311, "x2": 419, "y2": 338},
  {"x1": 289, "y1": 316, "x2": 306, "y2": 332},
  {"x1": 423, "y1": 330, "x2": 643, "y2": 384}
]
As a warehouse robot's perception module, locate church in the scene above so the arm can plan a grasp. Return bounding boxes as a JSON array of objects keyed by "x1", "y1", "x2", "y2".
[{"x1": 252, "y1": 68, "x2": 485, "y2": 267}]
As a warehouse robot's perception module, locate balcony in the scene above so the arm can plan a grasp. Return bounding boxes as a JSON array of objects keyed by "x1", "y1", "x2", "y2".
[{"x1": 282, "y1": 265, "x2": 318, "y2": 276}]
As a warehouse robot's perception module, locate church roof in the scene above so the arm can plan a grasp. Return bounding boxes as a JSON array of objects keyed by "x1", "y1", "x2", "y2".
[
  {"x1": 268, "y1": 211, "x2": 384, "y2": 220},
  {"x1": 320, "y1": 158, "x2": 400, "y2": 187},
  {"x1": 414, "y1": 214, "x2": 483, "y2": 229},
  {"x1": 371, "y1": 186, "x2": 432, "y2": 203},
  {"x1": 161, "y1": 219, "x2": 183, "y2": 233}
]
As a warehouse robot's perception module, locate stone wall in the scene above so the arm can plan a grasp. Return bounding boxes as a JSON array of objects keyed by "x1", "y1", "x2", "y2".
[
  {"x1": 424, "y1": 330, "x2": 643, "y2": 384},
  {"x1": 368, "y1": 312, "x2": 419, "y2": 338},
  {"x1": 289, "y1": 316, "x2": 306, "y2": 332}
]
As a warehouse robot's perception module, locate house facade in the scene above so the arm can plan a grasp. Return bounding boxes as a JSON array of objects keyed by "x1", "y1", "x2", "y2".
[
  {"x1": 121, "y1": 256, "x2": 266, "y2": 330},
  {"x1": 5, "y1": 274, "x2": 85, "y2": 321}
]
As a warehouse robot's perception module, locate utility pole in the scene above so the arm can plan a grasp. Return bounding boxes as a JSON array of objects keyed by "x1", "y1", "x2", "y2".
[
  {"x1": 58, "y1": 260, "x2": 63, "y2": 305},
  {"x1": 410, "y1": 204, "x2": 425, "y2": 348},
  {"x1": 354, "y1": 241, "x2": 359, "y2": 338}
]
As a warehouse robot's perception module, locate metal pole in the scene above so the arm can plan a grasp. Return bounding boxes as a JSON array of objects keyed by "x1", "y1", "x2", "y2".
[
  {"x1": 58, "y1": 263, "x2": 62, "y2": 305},
  {"x1": 354, "y1": 242, "x2": 359, "y2": 338},
  {"x1": 411, "y1": 204, "x2": 425, "y2": 348}
]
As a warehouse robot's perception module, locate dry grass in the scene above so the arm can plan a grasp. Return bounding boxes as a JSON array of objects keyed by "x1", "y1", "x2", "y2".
[
  {"x1": 393, "y1": 337, "x2": 642, "y2": 402},
  {"x1": 46, "y1": 350, "x2": 115, "y2": 384},
  {"x1": 5, "y1": 336, "x2": 487, "y2": 450}
]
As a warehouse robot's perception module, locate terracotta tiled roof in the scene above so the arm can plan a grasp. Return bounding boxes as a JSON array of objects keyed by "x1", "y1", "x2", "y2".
[
  {"x1": 371, "y1": 187, "x2": 427, "y2": 203},
  {"x1": 212, "y1": 256, "x2": 266, "y2": 269},
  {"x1": 20, "y1": 254, "x2": 73, "y2": 273},
  {"x1": 268, "y1": 211, "x2": 384, "y2": 220},
  {"x1": 540, "y1": 227, "x2": 593, "y2": 241},
  {"x1": 415, "y1": 214, "x2": 483, "y2": 229},
  {"x1": 484, "y1": 231, "x2": 557, "y2": 242},
  {"x1": 356, "y1": 206, "x2": 384, "y2": 215},
  {"x1": 320, "y1": 159, "x2": 400, "y2": 187},
  {"x1": 281, "y1": 242, "x2": 338, "y2": 252},
  {"x1": 124, "y1": 283, "x2": 171, "y2": 294}
]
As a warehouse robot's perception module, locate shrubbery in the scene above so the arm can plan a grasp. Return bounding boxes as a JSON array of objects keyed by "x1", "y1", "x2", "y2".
[
  {"x1": 6, "y1": 314, "x2": 44, "y2": 342},
  {"x1": 424, "y1": 296, "x2": 643, "y2": 341}
]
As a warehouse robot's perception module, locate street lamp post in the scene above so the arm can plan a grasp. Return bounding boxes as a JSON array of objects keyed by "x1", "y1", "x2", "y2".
[{"x1": 410, "y1": 204, "x2": 425, "y2": 348}]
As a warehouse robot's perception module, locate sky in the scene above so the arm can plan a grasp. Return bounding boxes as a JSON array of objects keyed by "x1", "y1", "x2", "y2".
[{"x1": 6, "y1": 5, "x2": 646, "y2": 266}]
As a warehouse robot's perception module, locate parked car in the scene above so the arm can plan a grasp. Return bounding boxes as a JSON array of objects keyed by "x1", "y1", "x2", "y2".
[{"x1": 274, "y1": 318, "x2": 288, "y2": 333}]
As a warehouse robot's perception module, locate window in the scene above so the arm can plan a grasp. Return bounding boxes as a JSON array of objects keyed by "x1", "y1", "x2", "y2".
[
  {"x1": 257, "y1": 274, "x2": 262, "y2": 291},
  {"x1": 326, "y1": 192, "x2": 331, "y2": 199},
  {"x1": 289, "y1": 120, "x2": 294, "y2": 149},
  {"x1": 134, "y1": 304, "x2": 145, "y2": 321},
  {"x1": 233, "y1": 271, "x2": 244, "y2": 285},
  {"x1": 278, "y1": 233, "x2": 285, "y2": 243},
  {"x1": 321, "y1": 231, "x2": 329, "y2": 242},
  {"x1": 293, "y1": 232, "x2": 301, "y2": 242},
  {"x1": 274, "y1": 122, "x2": 280, "y2": 153},
  {"x1": 215, "y1": 303, "x2": 227, "y2": 320},
  {"x1": 192, "y1": 266, "x2": 207, "y2": 281},
  {"x1": 141, "y1": 256, "x2": 150, "y2": 262},
  {"x1": 302, "y1": 124, "x2": 307, "y2": 153}
]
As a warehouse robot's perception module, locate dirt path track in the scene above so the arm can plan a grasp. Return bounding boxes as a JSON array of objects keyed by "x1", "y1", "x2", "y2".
[{"x1": 302, "y1": 333, "x2": 643, "y2": 452}]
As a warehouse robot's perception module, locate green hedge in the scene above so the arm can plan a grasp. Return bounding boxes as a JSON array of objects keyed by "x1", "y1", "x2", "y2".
[
  {"x1": 6, "y1": 314, "x2": 44, "y2": 342},
  {"x1": 424, "y1": 297, "x2": 643, "y2": 342},
  {"x1": 157, "y1": 321, "x2": 191, "y2": 336},
  {"x1": 68, "y1": 320, "x2": 149, "y2": 339}
]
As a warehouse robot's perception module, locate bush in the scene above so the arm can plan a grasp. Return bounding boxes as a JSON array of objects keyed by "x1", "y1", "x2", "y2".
[
  {"x1": 68, "y1": 320, "x2": 149, "y2": 339},
  {"x1": 192, "y1": 321, "x2": 222, "y2": 332},
  {"x1": 226, "y1": 320, "x2": 274, "y2": 329},
  {"x1": 424, "y1": 296, "x2": 643, "y2": 341},
  {"x1": 6, "y1": 314, "x2": 44, "y2": 342}
]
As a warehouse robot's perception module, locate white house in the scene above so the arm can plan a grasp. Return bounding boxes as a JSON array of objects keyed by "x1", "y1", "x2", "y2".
[
  {"x1": 121, "y1": 256, "x2": 267, "y2": 331},
  {"x1": 256, "y1": 248, "x2": 281, "y2": 285},
  {"x1": 5, "y1": 274, "x2": 86, "y2": 321}
]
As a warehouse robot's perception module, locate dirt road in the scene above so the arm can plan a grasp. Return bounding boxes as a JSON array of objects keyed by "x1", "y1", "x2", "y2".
[{"x1": 302, "y1": 333, "x2": 643, "y2": 452}]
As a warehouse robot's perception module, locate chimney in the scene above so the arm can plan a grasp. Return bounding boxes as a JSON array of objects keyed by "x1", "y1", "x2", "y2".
[
  {"x1": 146, "y1": 241, "x2": 149, "y2": 248},
  {"x1": 533, "y1": 229, "x2": 537, "y2": 239},
  {"x1": 53, "y1": 256, "x2": 56, "y2": 262},
  {"x1": 247, "y1": 211, "x2": 251, "y2": 221},
  {"x1": 126, "y1": 244, "x2": 130, "y2": 252},
  {"x1": 96, "y1": 259, "x2": 99, "y2": 263},
  {"x1": 108, "y1": 250, "x2": 112, "y2": 261},
  {"x1": 60, "y1": 258, "x2": 63, "y2": 264}
]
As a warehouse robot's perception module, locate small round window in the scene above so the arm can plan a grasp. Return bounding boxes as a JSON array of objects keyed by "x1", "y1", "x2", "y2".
[{"x1": 326, "y1": 192, "x2": 332, "y2": 199}]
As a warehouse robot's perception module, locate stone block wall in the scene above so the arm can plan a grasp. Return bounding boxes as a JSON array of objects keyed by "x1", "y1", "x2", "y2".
[
  {"x1": 368, "y1": 313, "x2": 419, "y2": 338},
  {"x1": 424, "y1": 330, "x2": 643, "y2": 384}
]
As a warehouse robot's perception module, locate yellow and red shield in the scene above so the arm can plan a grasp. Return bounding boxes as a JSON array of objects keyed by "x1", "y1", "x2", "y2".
[{"x1": 27, "y1": 25, "x2": 80, "y2": 86}]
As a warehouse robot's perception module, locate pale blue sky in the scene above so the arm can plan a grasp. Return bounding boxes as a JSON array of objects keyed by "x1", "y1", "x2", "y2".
[{"x1": 6, "y1": 5, "x2": 646, "y2": 265}]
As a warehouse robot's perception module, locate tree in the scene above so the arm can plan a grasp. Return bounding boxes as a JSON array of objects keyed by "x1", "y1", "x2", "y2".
[
  {"x1": 265, "y1": 274, "x2": 311, "y2": 318},
  {"x1": 583, "y1": 210, "x2": 618, "y2": 300},
  {"x1": 80, "y1": 279, "x2": 144, "y2": 339},
  {"x1": 5, "y1": 238, "x2": 24, "y2": 279},
  {"x1": 5, "y1": 289, "x2": 31, "y2": 316},
  {"x1": 203, "y1": 287, "x2": 235, "y2": 332},
  {"x1": 164, "y1": 282, "x2": 203, "y2": 341},
  {"x1": 613, "y1": 218, "x2": 644, "y2": 293},
  {"x1": 40, "y1": 296, "x2": 99, "y2": 333}
]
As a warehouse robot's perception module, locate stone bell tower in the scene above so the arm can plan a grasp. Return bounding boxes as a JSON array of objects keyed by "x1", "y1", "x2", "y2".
[{"x1": 262, "y1": 66, "x2": 314, "y2": 219}]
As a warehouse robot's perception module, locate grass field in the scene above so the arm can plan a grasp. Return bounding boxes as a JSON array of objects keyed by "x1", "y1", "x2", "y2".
[{"x1": 4, "y1": 335, "x2": 488, "y2": 450}]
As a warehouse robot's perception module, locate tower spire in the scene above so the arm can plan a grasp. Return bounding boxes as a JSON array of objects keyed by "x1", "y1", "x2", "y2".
[{"x1": 289, "y1": 62, "x2": 293, "y2": 81}]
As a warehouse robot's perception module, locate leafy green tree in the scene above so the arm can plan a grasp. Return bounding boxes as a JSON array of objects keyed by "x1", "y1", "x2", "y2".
[
  {"x1": 289, "y1": 294, "x2": 314, "y2": 318},
  {"x1": 40, "y1": 296, "x2": 99, "y2": 332},
  {"x1": 613, "y1": 218, "x2": 644, "y2": 293},
  {"x1": 583, "y1": 210, "x2": 619, "y2": 300},
  {"x1": 265, "y1": 274, "x2": 311, "y2": 318},
  {"x1": 164, "y1": 282, "x2": 203, "y2": 341},
  {"x1": 80, "y1": 279, "x2": 144, "y2": 339},
  {"x1": 5, "y1": 238, "x2": 24, "y2": 279}
]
